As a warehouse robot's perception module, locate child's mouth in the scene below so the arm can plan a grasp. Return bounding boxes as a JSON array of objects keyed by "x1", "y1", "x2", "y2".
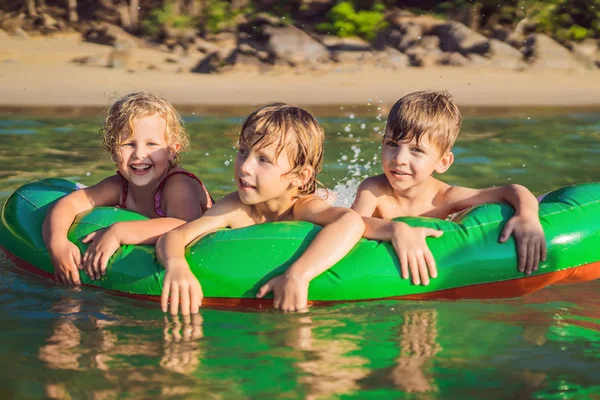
[
  {"x1": 391, "y1": 171, "x2": 411, "y2": 177},
  {"x1": 130, "y1": 164, "x2": 152, "y2": 175},
  {"x1": 239, "y1": 178, "x2": 256, "y2": 190}
]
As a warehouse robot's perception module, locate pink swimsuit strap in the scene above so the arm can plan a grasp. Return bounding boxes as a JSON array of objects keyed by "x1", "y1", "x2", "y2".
[{"x1": 118, "y1": 170, "x2": 213, "y2": 217}]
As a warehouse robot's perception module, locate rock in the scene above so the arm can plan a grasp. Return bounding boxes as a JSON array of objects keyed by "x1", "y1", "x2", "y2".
[
  {"x1": 210, "y1": 32, "x2": 237, "y2": 59},
  {"x1": 250, "y1": 12, "x2": 286, "y2": 28},
  {"x1": 108, "y1": 43, "x2": 135, "y2": 70},
  {"x1": 331, "y1": 50, "x2": 375, "y2": 63},
  {"x1": 40, "y1": 13, "x2": 58, "y2": 29},
  {"x1": 524, "y1": 34, "x2": 586, "y2": 71},
  {"x1": 264, "y1": 25, "x2": 330, "y2": 65},
  {"x1": 238, "y1": 43, "x2": 256, "y2": 55},
  {"x1": 488, "y1": 39, "x2": 525, "y2": 69},
  {"x1": 71, "y1": 54, "x2": 108, "y2": 67},
  {"x1": 569, "y1": 39, "x2": 599, "y2": 70},
  {"x1": 191, "y1": 51, "x2": 221, "y2": 73},
  {"x1": 433, "y1": 21, "x2": 490, "y2": 56},
  {"x1": 194, "y1": 37, "x2": 219, "y2": 54},
  {"x1": 406, "y1": 46, "x2": 441, "y2": 67},
  {"x1": 84, "y1": 23, "x2": 142, "y2": 48},
  {"x1": 374, "y1": 48, "x2": 410, "y2": 69},
  {"x1": 437, "y1": 52, "x2": 469, "y2": 67},
  {"x1": 12, "y1": 27, "x2": 29, "y2": 39},
  {"x1": 320, "y1": 36, "x2": 371, "y2": 52},
  {"x1": 420, "y1": 35, "x2": 440, "y2": 51},
  {"x1": 386, "y1": 12, "x2": 443, "y2": 34}
]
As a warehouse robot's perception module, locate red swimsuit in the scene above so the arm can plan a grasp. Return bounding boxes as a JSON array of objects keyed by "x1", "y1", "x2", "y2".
[{"x1": 119, "y1": 170, "x2": 214, "y2": 217}]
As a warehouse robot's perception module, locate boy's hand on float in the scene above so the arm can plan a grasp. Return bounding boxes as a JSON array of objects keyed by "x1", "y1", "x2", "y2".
[
  {"x1": 161, "y1": 261, "x2": 203, "y2": 316},
  {"x1": 499, "y1": 214, "x2": 547, "y2": 275},
  {"x1": 81, "y1": 227, "x2": 120, "y2": 280},
  {"x1": 391, "y1": 223, "x2": 443, "y2": 286},
  {"x1": 257, "y1": 273, "x2": 310, "y2": 312},
  {"x1": 48, "y1": 238, "x2": 82, "y2": 286}
]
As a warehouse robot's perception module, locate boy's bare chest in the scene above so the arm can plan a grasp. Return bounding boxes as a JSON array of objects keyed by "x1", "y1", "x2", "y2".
[{"x1": 376, "y1": 197, "x2": 451, "y2": 220}]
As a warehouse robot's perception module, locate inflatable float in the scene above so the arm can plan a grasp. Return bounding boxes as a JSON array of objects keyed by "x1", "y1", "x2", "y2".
[{"x1": 0, "y1": 178, "x2": 599, "y2": 308}]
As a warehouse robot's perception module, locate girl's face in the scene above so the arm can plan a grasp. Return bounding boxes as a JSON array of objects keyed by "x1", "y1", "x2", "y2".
[
  {"x1": 114, "y1": 113, "x2": 176, "y2": 188},
  {"x1": 381, "y1": 132, "x2": 451, "y2": 192},
  {"x1": 234, "y1": 138, "x2": 301, "y2": 206}
]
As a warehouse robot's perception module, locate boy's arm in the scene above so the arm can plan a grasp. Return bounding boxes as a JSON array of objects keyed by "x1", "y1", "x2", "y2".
[
  {"x1": 42, "y1": 176, "x2": 122, "y2": 285},
  {"x1": 257, "y1": 197, "x2": 365, "y2": 312},
  {"x1": 156, "y1": 193, "x2": 243, "y2": 315},
  {"x1": 445, "y1": 184, "x2": 546, "y2": 274},
  {"x1": 362, "y1": 218, "x2": 442, "y2": 286}
]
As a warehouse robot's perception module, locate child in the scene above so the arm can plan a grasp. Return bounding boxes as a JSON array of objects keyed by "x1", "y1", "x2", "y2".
[
  {"x1": 156, "y1": 103, "x2": 365, "y2": 315},
  {"x1": 352, "y1": 91, "x2": 546, "y2": 286},
  {"x1": 43, "y1": 92, "x2": 213, "y2": 286}
]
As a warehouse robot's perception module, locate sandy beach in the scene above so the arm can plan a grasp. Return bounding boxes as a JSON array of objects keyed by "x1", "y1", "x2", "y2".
[{"x1": 2, "y1": 33, "x2": 600, "y2": 111}]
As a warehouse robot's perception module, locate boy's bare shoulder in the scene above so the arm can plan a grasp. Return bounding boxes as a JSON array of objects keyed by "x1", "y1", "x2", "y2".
[{"x1": 358, "y1": 174, "x2": 391, "y2": 197}]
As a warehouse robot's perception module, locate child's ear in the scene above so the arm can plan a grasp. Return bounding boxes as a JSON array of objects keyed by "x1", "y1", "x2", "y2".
[
  {"x1": 169, "y1": 143, "x2": 181, "y2": 160},
  {"x1": 292, "y1": 165, "x2": 314, "y2": 188},
  {"x1": 435, "y1": 151, "x2": 454, "y2": 174},
  {"x1": 111, "y1": 153, "x2": 121, "y2": 163}
]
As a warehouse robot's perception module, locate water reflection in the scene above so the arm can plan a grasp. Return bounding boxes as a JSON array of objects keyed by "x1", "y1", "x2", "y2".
[
  {"x1": 285, "y1": 315, "x2": 369, "y2": 399},
  {"x1": 161, "y1": 314, "x2": 204, "y2": 375},
  {"x1": 391, "y1": 309, "x2": 441, "y2": 393}
]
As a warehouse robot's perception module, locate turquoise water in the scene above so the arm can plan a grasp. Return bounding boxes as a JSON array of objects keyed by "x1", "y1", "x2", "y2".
[{"x1": 0, "y1": 110, "x2": 599, "y2": 398}]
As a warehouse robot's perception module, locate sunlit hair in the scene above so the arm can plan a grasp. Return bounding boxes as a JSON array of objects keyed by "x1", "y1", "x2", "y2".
[
  {"x1": 100, "y1": 92, "x2": 189, "y2": 164},
  {"x1": 385, "y1": 90, "x2": 462, "y2": 155},
  {"x1": 239, "y1": 103, "x2": 324, "y2": 196}
]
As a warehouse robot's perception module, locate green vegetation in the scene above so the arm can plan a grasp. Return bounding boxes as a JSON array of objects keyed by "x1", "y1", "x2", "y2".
[
  {"x1": 203, "y1": 0, "x2": 255, "y2": 33},
  {"x1": 316, "y1": 1, "x2": 387, "y2": 41},
  {"x1": 141, "y1": 1, "x2": 196, "y2": 38}
]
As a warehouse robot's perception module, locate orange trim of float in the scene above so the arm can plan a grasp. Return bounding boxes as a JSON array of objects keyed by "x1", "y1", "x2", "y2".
[{"x1": 2, "y1": 246, "x2": 599, "y2": 309}]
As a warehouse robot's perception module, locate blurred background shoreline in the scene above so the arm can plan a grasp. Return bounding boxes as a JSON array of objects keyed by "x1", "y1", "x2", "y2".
[{"x1": 2, "y1": 1, "x2": 600, "y2": 111}]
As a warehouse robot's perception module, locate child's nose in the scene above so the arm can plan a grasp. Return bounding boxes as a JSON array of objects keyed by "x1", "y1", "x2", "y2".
[
  {"x1": 394, "y1": 148, "x2": 409, "y2": 164},
  {"x1": 133, "y1": 147, "x2": 147, "y2": 159}
]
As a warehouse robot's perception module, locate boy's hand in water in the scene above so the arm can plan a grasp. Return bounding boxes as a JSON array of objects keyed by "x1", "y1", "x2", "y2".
[
  {"x1": 257, "y1": 273, "x2": 310, "y2": 312},
  {"x1": 161, "y1": 261, "x2": 203, "y2": 316},
  {"x1": 81, "y1": 227, "x2": 121, "y2": 280},
  {"x1": 48, "y1": 238, "x2": 82, "y2": 286},
  {"x1": 499, "y1": 213, "x2": 547, "y2": 275},
  {"x1": 391, "y1": 222, "x2": 443, "y2": 286}
]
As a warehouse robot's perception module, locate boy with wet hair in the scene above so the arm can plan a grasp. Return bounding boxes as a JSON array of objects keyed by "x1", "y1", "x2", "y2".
[{"x1": 353, "y1": 91, "x2": 546, "y2": 286}]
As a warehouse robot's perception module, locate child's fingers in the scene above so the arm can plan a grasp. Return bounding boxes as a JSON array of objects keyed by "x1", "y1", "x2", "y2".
[
  {"x1": 408, "y1": 254, "x2": 420, "y2": 285},
  {"x1": 399, "y1": 252, "x2": 409, "y2": 280},
  {"x1": 99, "y1": 253, "x2": 110, "y2": 277},
  {"x1": 526, "y1": 242, "x2": 537, "y2": 275},
  {"x1": 517, "y1": 239, "x2": 527, "y2": 272},
  {"x1": 426, "y1": 229, "x2": 443, "y2": 238},
  {"x1": 180, "y1": 286, "x2": 191, "y2": 316},
  {"x1": 417, "y1": 256, "x2": 430, "y2": 286},
  {"x1": 68, "y1": 267, "x2": 81, "y2": 286},
  {"x1": 499, "y1": 220, "x2": 514, "y2": 243},
  {"x1": 81, "y1": 231, "x2": 97, "y2": 243},
  {"x1": 72, "y1": 249, "x2": 82, "y2": 269},
  {"x1": 256, "y1": 280, "x2": 273, "y2": 299},
  {"x1": 424, "y1": 250, "x2": 437, "y2": 279},
  {"x1": 161, "y1": 281, "x2": 171, "y2": 312},
  {"x1": 190, "y1": 285, "x2": 201, "y2": 314},
  {"x1": 532, "y1": 241, "x2": 541, "y2": 272},
  {"x1": 170, "y1": 284, "x2": 180, "y2": 315},
  {"x1": 541, "y1": 239, "x2": 547, "y2": 262}
]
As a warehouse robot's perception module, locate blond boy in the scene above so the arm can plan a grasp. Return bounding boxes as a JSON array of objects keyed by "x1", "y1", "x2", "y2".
[{"x1": 353, "y1": 91, "x2": 546, "y2": 285}]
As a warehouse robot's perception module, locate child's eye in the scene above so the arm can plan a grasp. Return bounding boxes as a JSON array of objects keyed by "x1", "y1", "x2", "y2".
[
  {"x1": 147, "y1": 142, "x2": 159, "y2": 146},
  {"x1": 238, "y1": 148, "x2": 248, "y2": 156},
  {"x1": 410, "y1": 147, "x2": 424, "y2": 153},
  {"x1": 259, "y1": 156, "x2": 271, "y2": 163},
  {"x1": 121, "y1": 142, "x2": 134, "y2": 147},
  {"x1": 385, "y1": 140, "x2": 398, "y2": 147}
]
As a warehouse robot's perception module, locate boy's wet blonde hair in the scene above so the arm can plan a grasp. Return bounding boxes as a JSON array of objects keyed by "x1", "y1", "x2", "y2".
[
  {"x1": 385, "y1": 90, "x2": 462, "y2": 155},
  {"x1": 100, "y1": 92, "x2": 189, "y2": 164},
  {"x1": 239, "y1": 103, "x2": 324, "y2": 196}
]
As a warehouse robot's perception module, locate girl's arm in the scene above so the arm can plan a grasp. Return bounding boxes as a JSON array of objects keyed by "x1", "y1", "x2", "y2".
[
  {"x1": 42, "y1": 176, "x2": 122, "y2": 285},
  {"x1": 257, "y1": 197, "x2": 365, "y2": 312},
  {"x1": 445, "y1": 184, "x2": 546, "y2": 274},
  {"x1": 81, "y1": 172, "x2": 208, "y2": 280},
  {"x1": 156, "y1": 193, "x2": 245, "y2": 315}
]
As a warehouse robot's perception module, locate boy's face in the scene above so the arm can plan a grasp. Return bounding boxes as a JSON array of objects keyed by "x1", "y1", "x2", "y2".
[
  {"x1": 381, "y1": 131, "x2": 452, "y2": 191},
  {"x1": 114, "y1": 113, "x2": 176, "y2": 188},
  {"x1": 234, "y1": 135, "x2": 302, "y2": 205}
]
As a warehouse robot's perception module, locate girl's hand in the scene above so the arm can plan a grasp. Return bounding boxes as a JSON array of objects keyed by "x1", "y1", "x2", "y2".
[
  {"x1": 161, "y1": 261, "x2": 203, "y2": 316},
  {"x1": 81, "y1": 227, "x2": 121, "y2": 280},
  {"x1": 257, "y1": 274, "x2": 310, "y2": 312},
  {"x1": 499, "y1": 214, "x2": 547, "y2": 275},
  {"x1": 48, "y1": 239, "x2": 82, "y2": 286},
  {"x1": 391, "y1": 223, "x2": 443, "y2": 286}
]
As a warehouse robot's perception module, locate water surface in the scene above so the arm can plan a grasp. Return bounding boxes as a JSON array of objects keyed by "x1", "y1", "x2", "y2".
[{"x1": 0, "y1": 109, "x2": 599, "y2": 398}]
